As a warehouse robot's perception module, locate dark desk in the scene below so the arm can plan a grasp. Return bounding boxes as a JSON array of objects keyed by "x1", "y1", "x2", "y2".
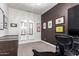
[{"x1": 0, "y1": 35, "x2": 18, "y2": 56}]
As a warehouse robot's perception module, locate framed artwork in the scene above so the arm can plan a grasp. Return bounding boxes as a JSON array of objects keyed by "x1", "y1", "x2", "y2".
[
  {"x1": 37, "y1": 23, "x2": 40, "y2": 32},
  {"x1": 43, "y1": 22, "x2": 46, "y2": 29},
  {"x1": 48, "y1": 20, "x2": 52, "y2": 28},
  {"x1": 0, "y1": 8, "x2": 4, "y2": 30},
  {"x1": 56, "y1": 16, "x2": 64, "y2": 24},
  {"x1": 10, "y1": 23, "x2": 17, "y2": 27},
  {"x1": 56, "y1": 26, "x2": 64, "y2": 33}
]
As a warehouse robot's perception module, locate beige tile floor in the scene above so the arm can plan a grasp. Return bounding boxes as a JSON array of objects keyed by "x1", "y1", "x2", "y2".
[{"x1": 18, "y1": 41, "x2": 56, "y2": 56}]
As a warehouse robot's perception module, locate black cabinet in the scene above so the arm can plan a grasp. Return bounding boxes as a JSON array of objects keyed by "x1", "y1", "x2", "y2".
[
  {"x1": 0, "y1": 40, "x2": 18, "y2": 56},
  {"x1": 0, "y1": 35, "x2": 18, "y2": 56},
  {"x1": 68, "y1": 5, "x2": 79, "y2": 36}
]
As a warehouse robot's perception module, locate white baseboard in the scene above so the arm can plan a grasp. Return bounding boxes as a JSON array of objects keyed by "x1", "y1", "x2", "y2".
[
  {"x1": 41, "y1": 40, "x2": 56, "y2": 49},
  {"x1": 41, "y1": 40, "x2": 56, "y2": 52},
  {"x1": 19, "y1": 40, "x2": 41, "y2": 44}
]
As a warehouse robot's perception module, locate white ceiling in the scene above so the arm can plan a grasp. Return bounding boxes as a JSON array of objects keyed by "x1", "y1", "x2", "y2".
[{"x1": 7, "y1": 3, "x2": 57, "y2": 15}]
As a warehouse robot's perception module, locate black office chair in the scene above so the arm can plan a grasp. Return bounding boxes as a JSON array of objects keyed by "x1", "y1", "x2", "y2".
[
  {"x1": 55, "y1": 34, "x2": 75, "y2": 56},
  {"x1": 32, "y1": 34, "x2": 75, "y2": 56},
  {"x1": 32, "y1": 49, "x2": 56, "y2": 56}
]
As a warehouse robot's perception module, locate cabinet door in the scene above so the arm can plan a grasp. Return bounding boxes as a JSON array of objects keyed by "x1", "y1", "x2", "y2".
[
  {"x1": 0, "y1": 40, "x2": 18, "y2": 56},
  {"x1": 68, "y1": 7, "x2": 75, "y2": 30},
  {"x1": 68, "y1": 5, "x2": 79, "y2": 30}
]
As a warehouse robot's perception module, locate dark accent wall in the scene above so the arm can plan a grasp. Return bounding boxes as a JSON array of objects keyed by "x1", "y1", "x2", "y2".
[{"x1": 41, "y1": 3, "x2": 78, "y2": 45}]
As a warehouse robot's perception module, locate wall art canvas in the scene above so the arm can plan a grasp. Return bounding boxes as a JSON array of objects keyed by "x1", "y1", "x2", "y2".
[
  {"x1": 48, "y1": 20, "x2": 52, "y2": 28},
  {"x1": 56, "y1": 16, "x2": 64, "y2": 24},
  {"x1": 10, "y1": 23, "x2": 17, "y2": 27},
  {"x1": 43, "y1": 22, "x2": 46, "y2": 29},
  {"x1": 56, "y1": 26, "x2": 64, "y2": 33}
]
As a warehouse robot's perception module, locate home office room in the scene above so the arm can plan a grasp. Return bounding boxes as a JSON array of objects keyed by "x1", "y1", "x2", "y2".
[{"x1": 0, "y1": 0, "x2": 79, "y2": 58}]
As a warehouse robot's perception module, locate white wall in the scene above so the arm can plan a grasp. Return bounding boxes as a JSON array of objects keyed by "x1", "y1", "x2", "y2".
[
  {"x1": 0, "y1": 3, "x2": 8, "y2": 37},
  {"x1": 8, "y1": 7, "x2": 41, "y2": 44}
]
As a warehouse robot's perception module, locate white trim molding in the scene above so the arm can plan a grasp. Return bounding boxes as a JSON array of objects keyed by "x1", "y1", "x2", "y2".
[
  {"x1": 41, "y1": 40, "x2": 56, "y2": 52},
  {"x1": 19, "y1": 40, "x2": 41, "y2": 44}
]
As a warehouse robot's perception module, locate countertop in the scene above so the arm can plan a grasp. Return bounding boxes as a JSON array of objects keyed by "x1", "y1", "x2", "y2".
[{"x1": 0, "y1": 35, "x2": 18, "y2": 41}]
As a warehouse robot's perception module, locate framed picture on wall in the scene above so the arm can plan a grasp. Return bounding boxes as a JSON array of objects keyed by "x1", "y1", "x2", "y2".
[
  {"x1": 43, "y1": 22, "x2": 46, "y2": 29},
  {"x1": 10, "y1": 23, "x2": 17, "y2": 27},
  {"x1": 55, "y1": 25, "x2": 64, "y2": 33},
  {"x1": 37, "y1": 23, "x2": 40, "y2": 32},
  {"x1": 55, "y1": 16, "x2": 64, "y2": 24},
  {"x1": 0, "y1": 8, "x2": 4, "y2": 30},
  {"x1": 48, "y1": 20, "x2": 52, "y2": 28}
]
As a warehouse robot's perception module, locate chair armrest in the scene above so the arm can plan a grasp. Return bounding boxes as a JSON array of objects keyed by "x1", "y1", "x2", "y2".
[{"x1": 75, "y1": 49, "x2": 79, "y2": 55}]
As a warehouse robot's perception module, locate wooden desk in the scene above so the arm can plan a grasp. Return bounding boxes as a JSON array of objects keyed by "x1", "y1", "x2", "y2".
[{"x1": 0, "y1": 35, "x2": 18, "y2": 56}]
